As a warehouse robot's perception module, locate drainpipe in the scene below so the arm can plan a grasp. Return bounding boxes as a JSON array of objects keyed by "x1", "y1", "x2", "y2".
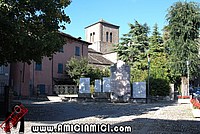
[
  {"x1": 22, "y1": 63, "x2": 25, "y2": 82},
  {"x1": 82, "y1": 43, "x2": 84, "y2": 57},
  {"x1": 32, "y1": 61, "x2": 35, "y2": 96},
  {"x1": 19, "y1": 70, "x2": 22, "y2": 96},
  {"x1": 52, "y1": 55, "x2": 54, "y2": 95}
]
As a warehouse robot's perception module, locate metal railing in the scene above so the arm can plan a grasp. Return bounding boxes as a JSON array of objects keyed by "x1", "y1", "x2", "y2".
[{"x1": 54, "y1": 85, "x2": 79, "y2": 95}]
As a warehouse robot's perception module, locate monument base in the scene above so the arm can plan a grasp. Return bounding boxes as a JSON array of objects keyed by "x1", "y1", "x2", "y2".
[
  {"x1": 78, "y1": 93, "x2": 91, "y2": 98},
  {"x1": 178, "y1": 98, "x2": 190, "y2": 104}
]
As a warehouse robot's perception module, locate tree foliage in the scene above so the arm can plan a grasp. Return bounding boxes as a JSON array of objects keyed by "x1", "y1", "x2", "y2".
[
  {"x1": 148, "y1": 24, "x2": 170, "y2": 95},
  {"x1": 114, "y1": 21, "x2": 150, "y2": 82},
  {"x1": 115, "y1": 21, "x2": 149, "y2": 68},
  {"x1": 166, "y1": 1, "x2": 200, "y2": 77},
  {"x1": 149, "y1": 77, "x2": 170, "y2": 96},
  {"x1": 149, "y1": 24, "x2": 169, "y2": 80},
  {"x1": 66, "y1": 57, "x2": 88, "y2": 84},
  {"x1": 0, "y1": 0, "x2": 71, "y2": 65},
  {"x1": 115, "y1": 21, "x2": 171, "y2": 96},
  {"x1": 66, "y1": 57, "x2": 110, "y2": 85},
  {"x1": 149, "y1": 24, "x2": 164, "y2": 53}
]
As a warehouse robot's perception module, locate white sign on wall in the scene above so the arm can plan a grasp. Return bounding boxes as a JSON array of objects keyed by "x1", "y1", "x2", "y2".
[
  {"x1": 132, "y1": 82, "x2": 146, "y2": 98},
  {"x1": 103, "y1": 77, "x2": 111, "y2": 92},
  {"x1": 94, "y1": 79, "x2": 101, "y2": 92},
  {"x1": 79, "y1": 78, "x2": 90, "y2": 93}
]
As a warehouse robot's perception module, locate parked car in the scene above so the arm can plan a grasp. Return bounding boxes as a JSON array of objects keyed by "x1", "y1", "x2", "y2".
[
  {"x1": 194, "y1": 87, "x2": 200, "y2": 91},
  {"x1": 189, "y1": 87, "x2": 194, "y2": 95},
  {"x1": 193, "y1": 90, "x2": 200, "y2": 100},
  {"x1": 190, "y1": 87, "x2": 196, "y2": 95},
  {"x1": 190, "y1": 87, "x2": 200, "y2": 95}
]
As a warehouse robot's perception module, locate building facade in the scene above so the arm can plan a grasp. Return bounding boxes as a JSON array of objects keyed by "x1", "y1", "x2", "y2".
[
  {"x1": 85, "y1": 19, "x2": 119, "y2": 53},
  {"x1": 11, "y1": 33, "x2": 91, "y2": 97},
  {"x1": 0, "y1": 65, "x2": 10, "y2": 96},
  {"x1": 85, "y1": 19, "x2": 119, "y2": 63}
]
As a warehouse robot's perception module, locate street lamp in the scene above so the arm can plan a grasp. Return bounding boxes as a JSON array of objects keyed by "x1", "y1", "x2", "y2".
[
  {"x1": 186, "y1": 60, "x2": 189, "y2": 96},
  {"x1": 147, "y1": 53, "x2": 150, "y2": 103}
]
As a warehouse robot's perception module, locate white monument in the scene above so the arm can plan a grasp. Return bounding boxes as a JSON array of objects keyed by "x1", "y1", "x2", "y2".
[{"x1": 110, "y1": 60, "x2": 131, "y2": 101}]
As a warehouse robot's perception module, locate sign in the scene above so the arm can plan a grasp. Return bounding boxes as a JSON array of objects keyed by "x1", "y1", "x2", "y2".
[
  {"x1": 79, "y1": 78, "x2": 90, "y2": 93},
  {"x1": 103, "y1": 77, "x2": 111, "y2": 92},
  {"x1": 94, "y1": 79, "x2": 101, "y2": 92},
  {"x1": 132, "y1": 82, "x2": 146, "y2": 98},
  {"x1": 0, "y1": 104, "x2": 28, "y2": 132}
]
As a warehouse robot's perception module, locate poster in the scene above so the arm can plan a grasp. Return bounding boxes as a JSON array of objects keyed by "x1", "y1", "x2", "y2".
[
  {"x1": 79, "y1": 78, "x2": 90, "y2": 93},
  {"x1": 132, "y1": 82, "x2": 146, "y2": 98}
]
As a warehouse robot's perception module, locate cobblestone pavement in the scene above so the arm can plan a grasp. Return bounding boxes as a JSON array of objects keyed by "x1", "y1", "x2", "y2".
[{"x1": 0, "y1": 100, "x2": 200, "y2": 134}]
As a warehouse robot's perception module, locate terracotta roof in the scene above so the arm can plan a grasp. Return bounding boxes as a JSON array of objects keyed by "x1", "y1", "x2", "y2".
[
  {"x1": 88, "y1": 48, "x2": 103, "y2": 54},
  {"x1": 85, "y1": 19, "x2": 120, "y2": 29},
  {"x1": 59, "y1": 32, "x2": 92, "y2": 45},
  {"x1": 88, "y1": 48, "x2": 113, "y2": 66}
]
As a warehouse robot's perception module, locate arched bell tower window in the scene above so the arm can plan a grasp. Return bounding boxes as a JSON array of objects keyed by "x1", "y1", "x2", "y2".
[
  {"x1": 110, "y1": 32, "x2": 112, "y2": 43},
  {"x1": 106, "y1": 32, "x2": 109, "y2": 42}
]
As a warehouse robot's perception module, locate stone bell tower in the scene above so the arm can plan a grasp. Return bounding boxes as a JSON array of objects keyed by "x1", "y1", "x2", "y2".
[{"x1": 85, "y1": 19, "x2": 119, "y2": 54}]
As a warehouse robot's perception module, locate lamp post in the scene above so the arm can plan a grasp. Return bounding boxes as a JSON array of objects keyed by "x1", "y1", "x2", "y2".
[
  {"x1": 186, "y1": 60, "x2": 189, "y2": 96},
  {"x1": 147, "y1": 54, "x2": 150, "y2": 103}
]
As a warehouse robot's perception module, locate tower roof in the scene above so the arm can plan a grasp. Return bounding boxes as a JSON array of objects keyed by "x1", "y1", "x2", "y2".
[{"x1": 85, "y1": 19, "x2": 120, "y2": 29}]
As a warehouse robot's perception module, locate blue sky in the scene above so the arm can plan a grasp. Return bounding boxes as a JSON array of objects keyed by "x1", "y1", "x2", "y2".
[{"x1": 60, "y1": 0, "x2": 198, "y2": 40}]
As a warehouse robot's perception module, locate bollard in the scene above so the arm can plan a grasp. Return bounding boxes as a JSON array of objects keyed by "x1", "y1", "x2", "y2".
[
  {"x1": 4, "y1": 86, "x2": 10, "y2": 117},
  {"x1": 3, "y1": 86, "x2": 25, "y2": 133}
]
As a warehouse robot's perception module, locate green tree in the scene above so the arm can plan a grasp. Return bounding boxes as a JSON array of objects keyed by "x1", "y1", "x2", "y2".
[
  {"x1": 66, "y1": 57, "x2": 110, "y2": 85},
  {"x1": 149, "y1": 24, "x2": 169, "y2": 80},
  {"x1": 66, "y1": 57, "x2": 88, "y2": 85},
  {"x1": 149, "y1": 77, "x2": 170, "y2": 96},
  {"x1": 166, "y1": 1, "x2": 200, "y2": 77},
  {"x1": 115, "y1": 20, "x2": 149, "y2": 69},
  {"x1": 114, "y1": 21, "x2": 150, "y2": 82},
  {"x1": 86, "y1": 66, "x2": 110, "y2": 85},
  {"x1": 0, "y1": 0, "x2": 71, "y2": 64},
  {"x1": 149, "y1": 23, "x2": 164, "y2": 53},
  {"x1": 149, "y1": 24, "x2": 171, "y2": 96}
]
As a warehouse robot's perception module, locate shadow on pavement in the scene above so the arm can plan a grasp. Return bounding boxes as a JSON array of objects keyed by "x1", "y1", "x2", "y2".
[
  {"x1": 20, "y1": 101, "x2": 176, "y2": 123},
  {"x1": 112, "y1": 118, "x2": 200, "y2": 134}
]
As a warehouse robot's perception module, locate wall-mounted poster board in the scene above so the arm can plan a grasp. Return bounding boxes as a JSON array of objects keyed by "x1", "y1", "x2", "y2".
[
  {"x1": 79, "y1": 78, "x2": 90, "y2": 93},
  {"x1": 132, "y1": 82, "x2": 146, "y2": 98}
]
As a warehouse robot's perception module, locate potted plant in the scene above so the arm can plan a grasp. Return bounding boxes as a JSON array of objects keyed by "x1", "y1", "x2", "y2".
[{"x1": 190, "y1": 98, "x2": 200, "y2": 118}]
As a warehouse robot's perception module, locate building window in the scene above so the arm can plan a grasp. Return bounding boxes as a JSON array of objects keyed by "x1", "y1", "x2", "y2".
[
  {"x1": 0, "y1": 66, "x2": 4, "y2": 74},
  {"x1": 58, "y1": 63, "x2": 63, "y2": 74},
  {"x1": 75, "y1": 46, "x2": 80, "y2": 56},
  {"x1": 93, "y1": 32, "x2": 95, "y2": 42},
  {"x1": 110, "y1": 32, "x2": 112, "y2": 43},
  {"x1": 35, "y1": 63, "x2": 42, "y2": 71},
  {"x1": 37, "y1": 84, "x2": 45, "y2": 95},
  {"x1": 59, "y1": 46, "x2": 64, "y2": 53},
  {"x1": 106, "y1": 32, "x2": 109, "y2": 42},
  {"x1": 90, "y1": 33, "x2": 92, "y2": 42}
]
